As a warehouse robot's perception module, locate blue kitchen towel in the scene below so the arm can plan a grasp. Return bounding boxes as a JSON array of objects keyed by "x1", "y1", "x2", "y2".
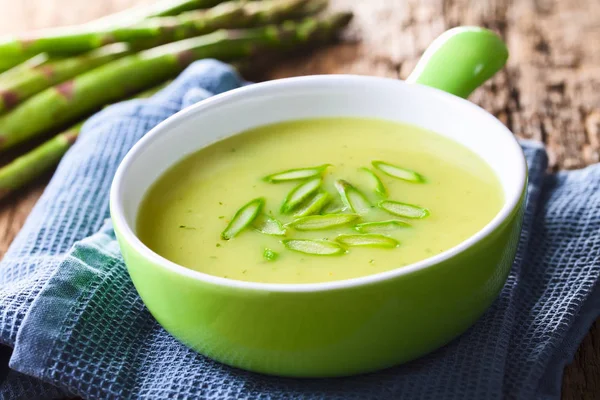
[{"x1": 0, "y1": 59, "x2": 598, "y2": 400}]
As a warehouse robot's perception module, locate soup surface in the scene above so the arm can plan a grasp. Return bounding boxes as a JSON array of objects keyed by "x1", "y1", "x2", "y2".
[{"x1": 137, "y1": 118, "x2": 503, "y2": 284}]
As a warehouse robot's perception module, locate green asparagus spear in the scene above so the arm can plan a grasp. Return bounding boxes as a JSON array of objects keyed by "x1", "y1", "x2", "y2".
[
  {"x1": 0, "y1": 13, "x2": 353, "y2": 151},
  {"x1": 0, "y1": 44, "x2": 130, "y2": 114},
  {"x1": 0, "y1": 0, "x2": 322, "y2": 113},
  {"x1": 131, "y1": 0, "x2": 327, "y2": 49},
  {"x1": 0, "y1": 83, "x2": 165, "y2": 200},
  {"x1": 221, "y1": 198, "x2": 265, "y2": 240},
  {"x1": 0, "y1": 56, "x2": 35, "y2": 75},
  {"x1": 0, "y1": 54, "x2": 49, "y2": 83},
  {"x1": 0, "y1": 0, "x2": 322, "y2": 61},
  {"x1": 0, "y1": 0, "x2": 230, "y2": 72},
  {"x1": 90, "y1": 0, "x2": 228, "y2": 28},
  {"x1": 0, "y1": 124, "x2": 81, "y2": 200}
]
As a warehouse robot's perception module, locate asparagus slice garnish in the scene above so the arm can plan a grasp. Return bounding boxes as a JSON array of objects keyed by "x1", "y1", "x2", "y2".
[
  {"x1": 0, "y1": 83, "x2": 165, "y2": 200},
  {"x1": 288, "y1": 213, "x2": 359, "y2": 230},
  {"x1": 336, "y1": 234, "x2": 399, "y2": 248},
  {"x1": 221, "y1": 197, "x2": 265, "y2": 240},
  {"x1": 354, "y1": 220, "x2": 410, "y2": 233},
  {"x1": 263, "y1": 163, "x2": 330, "y2": 183},
  {"x1": 282, "y1": 239, "x2": 345, "y2": 256},
  {"x1": 294, "y1": 190, "x2": 331, "y2": 217},
  {"x1": 253, "y1": 213, "x2": 286, "y2": 236},
  {"x1": 320, "y1": 198, "x2": 346, "y2": 214},
  {"x1": 378, "y1": 200, "x2": 430, "y2": 219},
  {"x1": 359, "y1": 167, "x2": 387, "y2": 197},
  {"x1": 280, "y1": 177, "x2": 322, "y2": 213},
  {"x1": 372, "y1": 161, "x2": 426, "y2": 183},
  {"x1": 0, "y1": 124, "x2": 81, "y2": 200},
  {"x1": 0, "y1": 13, "x2": 353, "y2": 151},
  {"x1": 334, "y1": 179, "x2": 372, "y2": 214},
  {"x1": 263, "y1": 248, "x2": 279, "y2": 261}
]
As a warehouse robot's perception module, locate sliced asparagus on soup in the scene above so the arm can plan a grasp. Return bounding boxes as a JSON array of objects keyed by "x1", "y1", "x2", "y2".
[
  {"x1": 289, "y1": 213, "x2": 359, "y2": 231},
  {"x1": 138, "y1": 118, "x2": 504, "y2": 284},
  {"x1": 263, "y1": 248, "x2": 279, "y2": 262},
  {"x1": 321, "y1": 198, "x2": 346, "y2": 214},
  {"x1": 280, "y1": 177, "x2": 322, "y2": 213},
  {"x1": 336, "y1": 234, "x2": 399, "y2": 248},
  {"x1": 378, "y1": 200, "x2": 430, "y2": 219},
  {"x1": 263, "y1": 164, "x2": 330, "y2": 183},
  {"x1": 282, "y1": 239, "x2": 346, "y2": 256},
  {"x1": 221, "y1": 197, "x2": 264, "y2": 240},
  {"x1": 253, "y1": 213, "x2": 286, "y2": 236},
  {"x1": 334, "y1": 179, "x2": 372, "y2": 214},
  {"x1": 294, "y1": 191, "x2": 331, "y2": 217},
  {"x1": 372, "y1": 161, "x2": 426, "y2": 183},
  {"x1": 354, "y1": 220, "x2": 411, "y2": 233},
  {"x1": 359, "y1": 167, "x2": 387, "y2": 197}
]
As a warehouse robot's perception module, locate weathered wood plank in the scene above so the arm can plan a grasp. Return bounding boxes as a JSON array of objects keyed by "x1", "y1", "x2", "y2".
[{"x1": 0, "y1": 0, "x2": 597, "y2": 398}]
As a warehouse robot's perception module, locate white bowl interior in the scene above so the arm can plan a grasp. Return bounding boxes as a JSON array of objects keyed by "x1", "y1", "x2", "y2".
[{"x1": 112, "y1": 75, "x2": 526, "y2": 289}]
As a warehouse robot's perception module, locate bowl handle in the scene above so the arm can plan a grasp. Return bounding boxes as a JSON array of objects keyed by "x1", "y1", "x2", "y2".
[{"x1": 405, "y1": 27, "x2": 508, "y2": 99}]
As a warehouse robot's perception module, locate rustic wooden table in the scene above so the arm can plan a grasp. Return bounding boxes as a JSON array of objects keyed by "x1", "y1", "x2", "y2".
[{"x1": 0, "y1": 0, "x2": 598, "y2": 398}]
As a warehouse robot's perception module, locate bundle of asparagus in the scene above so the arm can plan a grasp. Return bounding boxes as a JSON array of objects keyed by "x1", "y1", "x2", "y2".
[
  {"x1": 0, "y1": 83, "x2": 169, "y2": 199},
  {"x1": 0, "y1": 0, "x2": 327, "y2": 113},
  {"x1": 0, "y1": 0, "x2": 327, "y2": 70},
  {"x1": 0, "y1": 0, "x2": 230, "y2": 72},
  {"x1": 0, "y1": 0, "x2": 352, "y2": 200}
]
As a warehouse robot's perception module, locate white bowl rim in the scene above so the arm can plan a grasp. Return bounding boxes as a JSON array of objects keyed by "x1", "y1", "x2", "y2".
[{"x1": 110, "y1": 74, "x2": 527, "y2": 293}]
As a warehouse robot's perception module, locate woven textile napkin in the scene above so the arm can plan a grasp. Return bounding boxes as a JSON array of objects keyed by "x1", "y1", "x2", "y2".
[{"x1": 0, "y1": 60, "x2": 598, "y2": 400}]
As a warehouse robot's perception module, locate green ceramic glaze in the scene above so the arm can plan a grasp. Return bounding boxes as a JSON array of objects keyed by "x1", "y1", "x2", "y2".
[
  {"x1": 406, "y1": 26, "x2": 509, "y2": 98},
  {"x1": 111, "y1": 26, "x2": 521, "y2": 377}
]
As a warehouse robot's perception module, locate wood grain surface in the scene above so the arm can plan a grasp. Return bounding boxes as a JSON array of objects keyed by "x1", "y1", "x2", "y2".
[{"x1": 0, "y1": 0, "x2": 598, "y2": 398}]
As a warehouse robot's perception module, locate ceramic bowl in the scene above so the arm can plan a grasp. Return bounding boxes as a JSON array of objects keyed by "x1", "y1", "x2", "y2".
[{"x1": 110, "y1": 27, "x2": 527, "y2": 377}]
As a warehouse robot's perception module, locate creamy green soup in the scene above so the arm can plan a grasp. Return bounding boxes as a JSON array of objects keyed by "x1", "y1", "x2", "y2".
[{"x1": 137, "y1": 118, "x2": 503, "y2": 284}]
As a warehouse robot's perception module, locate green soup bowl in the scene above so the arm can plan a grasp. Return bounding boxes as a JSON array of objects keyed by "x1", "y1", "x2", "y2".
[{"x1": 110, "y1": 27, "x2": 527, "y2": 377}]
